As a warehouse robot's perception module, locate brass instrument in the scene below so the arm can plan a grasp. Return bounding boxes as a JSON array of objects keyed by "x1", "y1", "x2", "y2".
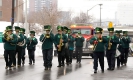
[
  {"x1": 41, "y1": 29, "x2": 52, "y2": 43},
  {"x1": 3, "y1": 30, "x2": 12, "y2": 41},
  {"x1": 58, "y1": 34, "x2": 64, "y2": 51},
  {"x1": 108, "y1": 37, "x2": 112, "y2": 50}
]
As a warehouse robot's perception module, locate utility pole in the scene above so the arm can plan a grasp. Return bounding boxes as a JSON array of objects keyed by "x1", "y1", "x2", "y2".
[
  {"x1": 99, "y1": 4, "x2": 102, "y2": 26},
  {"x1": 11, "y1": 0, "x2": 15, "y2": 28},
  {"x1": 17, "y1": 0, "x2": 19, "y2": 26},
  {"x1": 25, "y1": 0, "x2": 28, "y2": 36}
]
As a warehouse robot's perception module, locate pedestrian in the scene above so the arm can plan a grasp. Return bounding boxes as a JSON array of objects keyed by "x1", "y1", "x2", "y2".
[
  {"x1": 115, "y1": 30, "x2": 123, "y2": 68},
  {"x1": 13, "y1": 26, "x2": 24, "y2": 68},
  {"x1": 68, "y1": 29, "x2": 75, "y2": 64},
  {"x1": 27, "y1": 31, "x2": 38, "y2": 65},
  {"x1": 106, "y1": 26, "x2": 119, "y2": 71},
  {"x1": 19, "y1": 28, "x2": 27, "y2": 65},
  {"x1": 2, "y1": 26, "x2": 17, "y2": 70},
  {"x1": 75, "y1": 31, "x2": 84, "y2": 63},
  {"x1": 90, "y1": 27, "x2": 107, "y2": 73},
  {"x1": 63, "y1": 26, "x2": 69, "y2": 65},
  {"x1": 40, "y1": 25, "x2": 54, "y2": 70},
  {"x1": 54, "y1": 26, "x2": 67, "y2": 67},
  {"x1": 121, "y1": 31, "x2": 131, "y2": 66}
]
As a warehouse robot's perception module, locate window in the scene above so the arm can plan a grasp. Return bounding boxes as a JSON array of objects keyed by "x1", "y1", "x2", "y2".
[
  {"x1": 0, "y1": 11, "x2": 2, "y2": 18},
  {"x1": 72, "y1": 29, "x2": 91, "y2": 35},
  {"x1": 0, "y1": 0, "x2": 2, "y2": 6}
]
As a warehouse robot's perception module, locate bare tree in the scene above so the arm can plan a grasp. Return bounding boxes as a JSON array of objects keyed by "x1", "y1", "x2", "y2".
[
  {"x1": 72, "y1": 12, "x2": 93, "y2": 24},
  {"x1": 59, "y1": 10, "x2": 74, "y2": 27}
]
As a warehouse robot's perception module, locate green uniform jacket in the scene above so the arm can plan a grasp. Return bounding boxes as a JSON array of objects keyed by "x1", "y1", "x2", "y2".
[
  {"x1": 22, "y1": 35, "x2": 27, "y2": 49},
  {"x1": 16, "y1": 33, "x2": 24, "y2": 47},
  {"x1": 90, "y1": 36, "x2": 107, "y2": 52},
  {"x1": 39, "y1": 33, "x2": 54, "y2": 50},
  {"x1": 105, "y1": 35, "x2": 119, "y2": 50},
  {"x1": 68, "y1": 35, "x2": 75, "y2": 50},
  {"x1": 118, "y1": 38, "x2": 125, "y2": 52},
  {"x1": 121, "y1": 36, "x2": 131, "y2": 48},
  {"x1": 75, "y1": 37, "x2": 84, "y2": 47},
  {"x1": 2, "y1": 34, "x2": 17, "y2": 50},
  {"x1": 27, "y1": 37, "x2": 38, "y2": 50},
  {"x1": 54, "y1": 33, "x2": 67, "y2": 47}
]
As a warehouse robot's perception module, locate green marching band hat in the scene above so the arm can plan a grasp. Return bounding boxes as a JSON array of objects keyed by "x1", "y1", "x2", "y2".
[
  {"x1": 123, "y1": 31, "x2": 128, "y2": 35},
  {"x1": 57, "y1": 25, "x2": 63, "y2": 31},
  {"x1": 44, "y1": 25, "x2": 51, "y2": 30},
  {"x1": 6, "y1": 26, "x2": 12, "y2": 31},
  {"x1": 63, "y1": 26, "x2": 68, "y2": 31},
  {"x1": 30, "y1": 31, "x2": 35, "y2": 36},
  {"x1": 14, "y1": 26, "x2": 20, "y2": 30},
  {"x1": 108, "y1": 28, "x2": 114, "y2": 32},
  {"x1": 95, "y1": 27, "x2": 103, "y2": 34},
  {"x1": 20, "y1": 28, "x2": 25, "y2": 33},
  {"x1": 67, "y1": 29, "x2": 71, "y2": 34},
  {"x1": 115, "y1": 30, "x2": 122, "y2": 34}
]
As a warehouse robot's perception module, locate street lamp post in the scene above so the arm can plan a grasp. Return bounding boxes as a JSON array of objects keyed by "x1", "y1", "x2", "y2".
[
  {"x1": 11, "y1": 0, "x2": 15, "y2": 28},
  {"x1": 87, "y1": 4, "x2": 103, "y2": 26},
  {"x1": 99, "y1": 4, "x2": 103, "y2": 26}
]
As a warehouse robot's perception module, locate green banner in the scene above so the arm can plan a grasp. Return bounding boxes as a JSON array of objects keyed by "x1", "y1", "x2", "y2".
[{"x1": 0, "y1": 32, "x2": 3, "y2": 43}]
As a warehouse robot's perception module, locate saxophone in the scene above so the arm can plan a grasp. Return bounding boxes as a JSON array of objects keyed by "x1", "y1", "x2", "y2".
[
  {"x1": 108, "y1": 37, "x2": 112, "y2": 50},
  {"x1": 58, "y1": 34, "x2": 63, "y2": 51}
]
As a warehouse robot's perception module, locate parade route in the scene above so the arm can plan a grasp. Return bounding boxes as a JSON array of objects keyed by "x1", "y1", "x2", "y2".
[{"x1": 0, "y1": 57, "x2": 133, "y2": 80}]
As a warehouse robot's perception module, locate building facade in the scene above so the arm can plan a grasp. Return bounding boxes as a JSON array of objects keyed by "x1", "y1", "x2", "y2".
[
  {"x1": 0, "y1": 0, "x2": 23, "y2": 22},
  {"x1": 29, "y1": 0, "x2": 57, "y2": 12},
  {"x1": 117, "y1": 2, "x2": 133, "y2": 25}
]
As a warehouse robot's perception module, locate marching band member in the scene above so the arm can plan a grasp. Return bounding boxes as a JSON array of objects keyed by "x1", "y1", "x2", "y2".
[
  {"x1": 121, "y1": 31, "x2": 131, "y2": 66},
  {"x1": 106, "y1": 26, "x2": 119, "y2": 71},
  {"x1": 68, "y1": 29, "x2": 75, "y2": 64},
  {"x1": 54, "y1": 26, "x2": 67, "y2": 67},
  {"x1": 19, "y1": 28, "x2": 27, "y2": 65},
  {"x1": 75, "y1": 31, "x2": 84, "y2": 63},
  {"x1": 2, "y1": 26, "x2": 17, "y2": 70},
  {"x1": 27, "y1": 31, "x2": 38, "y2": 65},
  {"x1": 115, "y1": 30, "x2": 123, "y2": 68},
  {"x1": 13, "y1": 26, "x2": 24, "y2": 67},
  {"x1": 39, "y1": 25, "x2": 54, "y2": 70},
  {"x1": 90, "y1": 27, "x2": 107, "y2": 73},
  {"x1": 63, "y1": 26, "x2": 69, "y2": 65}
]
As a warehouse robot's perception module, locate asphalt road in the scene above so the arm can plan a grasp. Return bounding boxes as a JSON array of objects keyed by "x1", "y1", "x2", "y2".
[{"x1": 0, "y1": 57, "x2": 133, "y2": 80}]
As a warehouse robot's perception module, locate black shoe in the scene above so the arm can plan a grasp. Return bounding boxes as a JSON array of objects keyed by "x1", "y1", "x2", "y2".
[
  {"x1": 94, "y1": 70, "x2": 97, "y2": 73},
  {"x1": 5, "y1": 66, "x2": 8, "y2": 69},
  {"x1": 9, "y1": 67, "x2": 12, "y2": 70},
  {"x1": 66, "y1": 63, "x2": 69, "y2": 65},
  {"x1": 48, "y1": 68, "x2": 51, "y2": 70},
  {"x1": 61, "y1": 64, "x2": 64, "y2": 67},
  {"x1": 69, "y1": 62, "x2": 72, "y2": 64},
  {"x1": 57, "y1": 65, "x2": 61, "y2": 67},
  {"x1": 101, "y1": 70, "x2": 104, "y2": 73},
  {"x1": 45, "y1": 67, "x2": 48, "y2": 70},
  {"x1": 111, "y1": 68, "x2": 114, "y2": 71},
  {"x1": 29, "y1": 63, "x2": 32, "y2": 65},
  {"x1": 107, "y1": 68, "x2": 111, "y2": 70},
  {"x1": 76, "y1": 61, "x2": 78, "y2": 63},
  {"x1": 117, "y1": 66, "x2": 120, "y2": 68}
]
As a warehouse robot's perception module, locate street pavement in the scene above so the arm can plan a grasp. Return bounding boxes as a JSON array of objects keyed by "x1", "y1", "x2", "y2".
[{"x1": 0, "y1": 56, "x2": 133, "y2": 80}]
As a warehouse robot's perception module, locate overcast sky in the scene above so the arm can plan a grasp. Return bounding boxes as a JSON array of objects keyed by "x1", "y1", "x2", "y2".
[{"x1": 58, "y1": 0, "x2": 133, "y2": 19}]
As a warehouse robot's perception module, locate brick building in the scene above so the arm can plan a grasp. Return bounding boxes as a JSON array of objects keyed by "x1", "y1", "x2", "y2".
[{"x1": 0, "y1": 0, "x2": 23, "y2": 22}]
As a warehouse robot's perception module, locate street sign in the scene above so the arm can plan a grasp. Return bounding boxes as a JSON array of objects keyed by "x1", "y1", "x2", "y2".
[
  {"x1": 0, "y1": 32, "x2": 3, "y2": 43},
  {"x1": 108, "y1": 22, "x2": 113, "y2": 28}
]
